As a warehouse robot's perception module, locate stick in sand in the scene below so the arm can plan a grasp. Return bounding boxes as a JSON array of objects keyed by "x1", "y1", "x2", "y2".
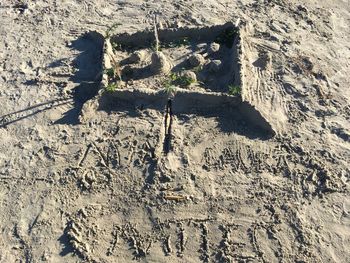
[{"x1": 154, "y1": 15, "x2": 160, "y2": 52}]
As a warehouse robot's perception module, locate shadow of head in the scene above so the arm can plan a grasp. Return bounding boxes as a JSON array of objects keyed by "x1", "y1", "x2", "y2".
[
  {"x1": 70, "y1": 31, "x2": 104, "y2": 103},
  {"x1": 58, "y1": 222, "x2": 75, "y2": 257},
  {"x1": 54, "y1": 32, "x2": 104, "y2": 125},
  {"x1": 70, "y1": 31, "x2": 104, "y2": 84}
]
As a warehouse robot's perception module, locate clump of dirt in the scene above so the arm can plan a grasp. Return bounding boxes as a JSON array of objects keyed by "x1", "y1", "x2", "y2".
[{"x1": 150, "y1": 51, "x2": 172, "y2": 74}]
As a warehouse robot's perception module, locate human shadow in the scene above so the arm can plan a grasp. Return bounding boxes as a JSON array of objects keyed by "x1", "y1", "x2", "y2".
[
  {"x1": 54, "y1": 31, "x2": 104, "y2": 125},
  {"x1": 1, "y1": 31, "x2": 105, "y2": 128}
]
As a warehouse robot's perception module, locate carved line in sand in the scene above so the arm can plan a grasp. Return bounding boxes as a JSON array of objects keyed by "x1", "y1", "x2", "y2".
[{"x1": 63, "y1": 205, "x2": 306, "y2": 262}]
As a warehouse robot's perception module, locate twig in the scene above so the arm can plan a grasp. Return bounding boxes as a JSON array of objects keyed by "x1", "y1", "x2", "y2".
[
  {"x1": 164, "y1": 194, "x2": 187, "y2": 201},
  {"x1": 105, "y1": 23, "x2": 122, "y2": 39},
  {"x1": 0, "y1": 176, "x2": 53, "y2": 183},
  {"x1": 154, "y1": 15, "x2": 160, "y2": 52},
  {"x1": 28, "y1": 209, "x2": 43, "y2": 235},
  {"x1": 107, "y1": 53, "x2": 122, "y2": 81},
  {"x1": 77, "y1": 144, "x2": 92, "y2": 168}
]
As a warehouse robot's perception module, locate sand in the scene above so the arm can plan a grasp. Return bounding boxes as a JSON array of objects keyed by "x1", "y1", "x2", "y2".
[{"x1": 0, "y1": 0, "x2": 349, "y2": 262}]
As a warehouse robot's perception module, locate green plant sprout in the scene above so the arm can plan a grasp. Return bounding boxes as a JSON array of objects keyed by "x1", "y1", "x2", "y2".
[
  {"x1": 162, "y1": 71, "x2": 197, "y2": 94},
  {"x1": 105, "y1": 23, "x2": 122, "y2": 39},
  {"x1": 111, "y1": 42, "x2": 124, "y2": 51},
  {"x1": 168, "y1": 72, "x2": 196, "y2": 88},
  {"x1": 104, "y1": 66, "x2": 122, "y2": 81},
  {"x1": 105, "y1": 83, "x2": 118, "y2": 93},
  {"x1": 228, "y1": 84, "x2": 241, "y2": 95},
  {"x1": 151, "y1": 42, "x2": 162, "y2": 52},
  {"x1": 164, "y1": 84, "x2": 177, "y2": 94},
  {"x1": 104, "y1": 68, "x2": 115, "y2": 78}
]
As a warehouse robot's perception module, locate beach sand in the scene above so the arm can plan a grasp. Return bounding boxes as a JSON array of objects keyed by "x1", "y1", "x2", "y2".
[{"x1": 0, "y1": 0, "x2": 349, "y2": 262}]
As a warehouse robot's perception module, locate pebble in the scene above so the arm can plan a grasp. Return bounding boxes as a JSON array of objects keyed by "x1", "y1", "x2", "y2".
[
  {"x1": 195, "y1": 43, "x2": 207, "y2": 51},
  {"x1": 181, "y1": 71, "x2": 197, "y2": 83},
  {"x1": 188, "y1": 54, "x2": 205, "y2": 67},
  {"x1": 207, "y1": 42, "x2": 220, "y2": 55}
]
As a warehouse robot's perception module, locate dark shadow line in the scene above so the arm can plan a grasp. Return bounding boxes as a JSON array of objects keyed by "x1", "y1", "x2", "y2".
[
  {"x1": 0, "y1": 100, "x2": 72, "y2": 128},
  {"x1": 0, "y1": 97, "x2": 73, "y2": 119}
]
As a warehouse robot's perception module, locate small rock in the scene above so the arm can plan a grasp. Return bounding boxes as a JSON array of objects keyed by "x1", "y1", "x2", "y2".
[
  {"x1": 297, "y1": 5, "x2": 308, "y2": 13},
  {"x1": 180, "y1": 71, "x2": 197, "y2": 83},
  {"x1": 208, "y1": 60, "x2": 222, "y2": 73},
  {"x1": 188, "y1": 54, "x2": 205, "y2": 67},
  {"x1": 207, "y1": 43, "x2": 220, "y2": 55},
  {"x1": 195, "y1": 43, "x2": 207, "y2": 51},
  {"x1": 150, "y1": 51, "x2": 171, "y2": 74},
  {"x1": 129, "y1": 50, "x2": 147, "y2": 63},
  {"x1": 14, "y1": 3, "x2": 29, "y2": 14}
]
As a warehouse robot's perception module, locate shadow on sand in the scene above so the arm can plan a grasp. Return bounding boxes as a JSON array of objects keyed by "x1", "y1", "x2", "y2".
[
  {"x1": 54, "y1": 31, "x2": 104, "y2": 125},
  {"x1": 97, "y1": 94, "x2": 275, "y2": 141},
  {"x1": 0, "y1": 32, "x2": 104, "y2": 128}
]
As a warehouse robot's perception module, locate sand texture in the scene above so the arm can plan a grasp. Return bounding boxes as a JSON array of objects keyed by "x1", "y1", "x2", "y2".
[{"x1": 0, "y1": 0, "x2": 349, "y2": 262}]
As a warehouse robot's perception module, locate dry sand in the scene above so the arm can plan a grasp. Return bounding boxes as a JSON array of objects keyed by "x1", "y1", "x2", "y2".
[{"x1": 0, "y1": 0, "x2": 349, "y2": 262}]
